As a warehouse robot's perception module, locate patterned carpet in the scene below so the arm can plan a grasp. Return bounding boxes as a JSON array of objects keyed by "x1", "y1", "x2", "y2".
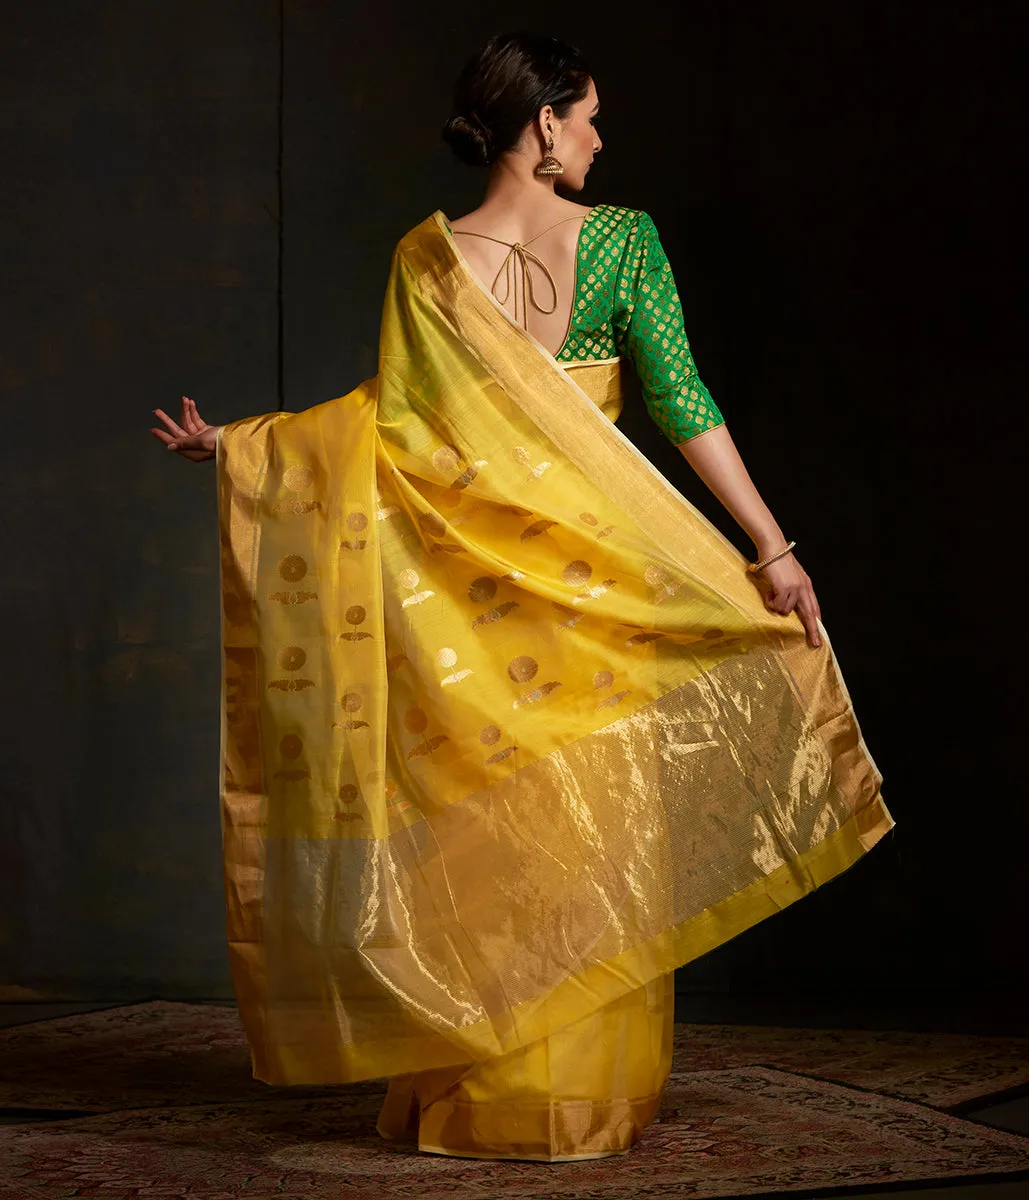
[{"x1": 1, "y1": 1002, "x2": 1028, "y2": 1198}]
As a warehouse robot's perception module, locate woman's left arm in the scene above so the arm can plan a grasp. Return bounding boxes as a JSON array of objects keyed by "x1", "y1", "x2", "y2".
[{"x1": 676, "y1": 424, "x2": 822, "y2": 648}]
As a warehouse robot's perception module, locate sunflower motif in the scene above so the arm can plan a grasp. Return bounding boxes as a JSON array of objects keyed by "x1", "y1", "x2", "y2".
[
  {"x1": 279, "y1": 555, "x2": 307, "y2": 583},
  {"x1": 507, "y1": 655, "x2": 538, "y2": 683},
  {"x1": 277, "y1": 646, "x2": 307, "y2": 672},
  {"x1": 561, "y1": 559, "x2": 592, "y2": 587},
  {"x1": 468, "y1": 577, "x2": 497, "y2": 604},
  {"x1": 282, "y1": 465, "x2": 314, "y2": 493}
]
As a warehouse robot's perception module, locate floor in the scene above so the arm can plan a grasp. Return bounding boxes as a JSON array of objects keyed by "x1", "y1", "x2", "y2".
[{"x1": 1, "y1": 992, "x2": 1027, "y2": 1198}]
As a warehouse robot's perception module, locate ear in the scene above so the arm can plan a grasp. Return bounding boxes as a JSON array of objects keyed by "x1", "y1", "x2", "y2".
[{"x1": 536, "y1": 103, "x2": 555, "y2": 142}]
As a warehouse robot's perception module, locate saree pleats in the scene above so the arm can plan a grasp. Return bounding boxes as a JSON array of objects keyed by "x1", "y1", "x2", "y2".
[
  {"x1": 376, "y1": 971, "x2": 674, "y2": 1160},
  {"x1": 215, "y1": 209, "x2": 894, "y2": 1130}
]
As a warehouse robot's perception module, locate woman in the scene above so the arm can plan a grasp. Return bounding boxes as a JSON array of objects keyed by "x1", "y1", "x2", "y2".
[{"x1": 151, "y1": 33, "x2": 893, "y2": 1163}]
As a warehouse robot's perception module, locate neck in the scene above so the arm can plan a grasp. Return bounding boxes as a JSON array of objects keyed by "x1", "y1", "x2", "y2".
[{"x1": 480, "y1": 153, "x2": 560, "y2": 209}]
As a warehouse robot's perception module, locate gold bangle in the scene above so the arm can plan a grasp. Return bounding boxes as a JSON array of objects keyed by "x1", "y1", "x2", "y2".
[{"x1": 746, "y1": 540, "x2": 797, "y2": 574}]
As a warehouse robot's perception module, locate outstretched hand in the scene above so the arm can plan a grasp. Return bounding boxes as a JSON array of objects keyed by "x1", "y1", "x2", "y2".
[
  {"x1": 759, "y1": 552, "x2": 822, "y2": 649},
  {"x1": 150, "y1": 396, "x2": 219, "y2": 461}
]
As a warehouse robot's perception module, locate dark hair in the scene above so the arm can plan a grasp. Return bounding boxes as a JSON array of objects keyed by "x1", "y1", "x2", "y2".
[{"x1": 442, "y1": 32, "x2": 592, "y2": 168}]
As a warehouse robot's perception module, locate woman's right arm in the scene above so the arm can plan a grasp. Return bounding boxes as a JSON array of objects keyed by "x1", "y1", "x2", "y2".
[{"x1": 150, "y1": 396, "x2": 220, "y2": 461}]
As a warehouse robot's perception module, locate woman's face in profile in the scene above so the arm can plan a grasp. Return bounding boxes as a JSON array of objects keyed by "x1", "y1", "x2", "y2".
[{"x1": 553, "y1": 77, "x2": 602, "y2": 191}]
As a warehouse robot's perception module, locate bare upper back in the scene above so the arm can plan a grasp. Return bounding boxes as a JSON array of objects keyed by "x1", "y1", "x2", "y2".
[{"x1": 448, "y1": 201, "x2": 594, "y2": 356}]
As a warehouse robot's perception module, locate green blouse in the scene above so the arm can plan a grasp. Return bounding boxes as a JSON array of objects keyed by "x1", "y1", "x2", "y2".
[
  {"x1": 445, "y1": 203, "x2": 724, "y2": 444},
  {"x1": 557, "y1": 204, "x2": 724, "y2": 444}
]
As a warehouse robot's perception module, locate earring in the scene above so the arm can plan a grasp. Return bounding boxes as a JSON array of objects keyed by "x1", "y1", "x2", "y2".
[{"x1": 534, "y1": 135, "x2": 564, "y2": 177}]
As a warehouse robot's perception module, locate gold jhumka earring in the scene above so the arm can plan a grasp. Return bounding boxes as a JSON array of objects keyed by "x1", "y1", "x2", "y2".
[{"x1": 534, "y1": 135, "x2": 564, "y2": 177}]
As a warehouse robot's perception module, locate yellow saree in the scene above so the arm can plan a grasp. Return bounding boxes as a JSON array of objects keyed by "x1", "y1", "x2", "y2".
[{"x1": 215, "y1": 209, "x2": 894, "y2": 1161}]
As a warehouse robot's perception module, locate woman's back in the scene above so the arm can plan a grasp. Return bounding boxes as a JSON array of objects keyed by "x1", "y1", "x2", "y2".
[
  {"x1": 448, "y1": 201, "x2": 592, "y2": 357},
  {"x1": 448, "y1": 202, "x2": 725, "y2": 443}
]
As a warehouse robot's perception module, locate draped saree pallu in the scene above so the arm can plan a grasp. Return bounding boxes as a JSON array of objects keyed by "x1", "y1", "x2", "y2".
[{"x1": 215, "y1": 209, "x2": 895, "y2": 1162}]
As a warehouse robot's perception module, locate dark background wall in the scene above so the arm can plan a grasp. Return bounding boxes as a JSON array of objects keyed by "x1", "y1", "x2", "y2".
[{"x1": 1, "y1": 1, "x2": 1021, "y2": 1001}]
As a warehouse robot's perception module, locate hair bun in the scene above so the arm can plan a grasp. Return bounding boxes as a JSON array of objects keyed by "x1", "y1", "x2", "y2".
[{"x1": 442, "y1": 111, "x2": 493, "y2": 167}]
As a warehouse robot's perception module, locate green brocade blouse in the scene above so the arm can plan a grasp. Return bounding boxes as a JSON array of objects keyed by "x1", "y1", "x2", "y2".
[
  {"x1": 558, "y1": 204, "x2": 723, "y2": 444},
  {"x1": 447, "y1": 203, "x2": 724, "y2": 445}
]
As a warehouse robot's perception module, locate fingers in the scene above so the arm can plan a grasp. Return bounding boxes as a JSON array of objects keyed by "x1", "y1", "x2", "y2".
[
  {"x1": 182, "y1": 395, "x2": 207, "y2": 435},
  {"x1": 763, "y1": 565, "x2": 823, "y2": 649},
  {"x1": 795, "y1": 594, "x2": 822, "y2": 648},
  {"x1": 153, "y1": 407, "x2": 188, "y2": 439},
  {"x1": 165, "y1": 432, "x2": 204, "y2": 451},
  {"x1": 181, "y1": 395, "x2": 199, "y2": 435}
]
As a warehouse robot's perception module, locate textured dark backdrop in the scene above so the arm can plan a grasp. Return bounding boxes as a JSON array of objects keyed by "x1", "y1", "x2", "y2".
[{"x1": 1, "y1": 1, "x2": 1021, "y2": 1000}]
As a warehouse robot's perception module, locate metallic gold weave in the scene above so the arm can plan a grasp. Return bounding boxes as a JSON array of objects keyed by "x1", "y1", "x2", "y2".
[{"x1": 216, "y1": 210, "x2": 894, "y2": 1131}]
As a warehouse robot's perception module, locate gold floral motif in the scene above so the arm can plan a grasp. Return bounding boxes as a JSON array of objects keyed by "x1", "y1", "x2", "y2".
[
  {"x1": 404, "y1": 707, "x2": 428, "y2": 733},
  {"x1": 625, "y1": 631, "x2": 665, "y2": 647},
  {"x1": 271, "y1": 498, "x2": 321, "y2": 517},
  {"x1": 431, "y1": 442, "x2": 488, "y2": 490},
  {"x1": 282, "y1": 465, "x2": 314, "y2": 492},
  {"x1": 507, "y1": 655, "x2": 538, "y2": 683},
  {"x1": 277, "y1": 645, "x2": 307, "y2": 671},
  {"x1": 572, "y1": 577, "x2": 618, "y2": 605},
  {"x1": 644, "y1": 562, "x2": 680, "y2": 604},
  {"x1": 552, "y1": 601, "x2": 583, "y2": 630},
  {"x1": 521, "y1": 519, "x2": 558, "y2": 541},
  {"x1": 479, "y1": 723, "x2": 516, "y2": 763},
  {"x1": 268, "y1": 589, "x2": 318, "y2": 606},
  {"x1": 267, "y1": 677, "x2": 315, "y2": 693},
  {"x1": 341, "y1": 511, "x2": 368, "y2": 551},
  {"x1": 561, "y1": 559, "x2": 592, "y2": 586},
  {"x1": 451, "y1": 464, "x2": 484, "y2": 489},
  {"x1": 334, "y1": 688, "x2": 369, "y2": 730},
  {"x1": 593, "y1": 668, "x2": 632, "y2": 711},
  {"x1": 398, "y1": 568, "x2": 435, "y2": 607},
  {"x1": 431, "y1": 445, "x2": 461, "y2": 473},
  {"x1": 468, "y1": 577, "x2": 497, "y2": 604},
  {"x1": 436, "y1": 647, "x2": 473, "y2": 686},
  {"x1": 279, "y1": 555, "x2": 308, "y2": 583},
  {"x1": 471, "y1": 600, "x2": 519, "y2": 628},
  {"x1": 418, "y1": 512, "x2": 447, "y2": 537},
  {"x1": 512, "y1": 446, "x2": 552, "y2": 479},
  {"x1": 273, "y1": 732, "x2": 310, "y2": 781},
  {"x1": 405, "y1": 704, "x2": 449, "y2": 759},
  {"x1": 339, "y1": 605, "x2": 372, "y2": 642},
  {"x1": 333, "y1": 782, "x2": 364, "y2": 823},
  {"x1": 376, "y1": 486, "x2": 400, "y2": 522},
  {"x1": 513, "y1": 680, "x2": 562, "y2": 708},
  {"x1": 267, "y1": 645, "x2": 315, "y2": 692}
]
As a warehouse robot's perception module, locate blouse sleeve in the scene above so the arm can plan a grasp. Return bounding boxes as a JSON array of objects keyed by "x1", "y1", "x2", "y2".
[{"x1": 613, "y1": 211, "x2": 724, "y2": 444}]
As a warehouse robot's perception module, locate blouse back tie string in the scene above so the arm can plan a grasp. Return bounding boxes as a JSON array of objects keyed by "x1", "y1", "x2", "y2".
[{"x1": 452, "y1": 213, "x2": 586, "y2": 332}]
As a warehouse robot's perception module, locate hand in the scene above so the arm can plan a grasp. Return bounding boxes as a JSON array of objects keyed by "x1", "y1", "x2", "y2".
[
  {"x1": 757, "y1": 551, "x2": 822, "y2": 649},
  {"x1": 150, "y1": 396, "x2": 219, "y2": 462}
]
